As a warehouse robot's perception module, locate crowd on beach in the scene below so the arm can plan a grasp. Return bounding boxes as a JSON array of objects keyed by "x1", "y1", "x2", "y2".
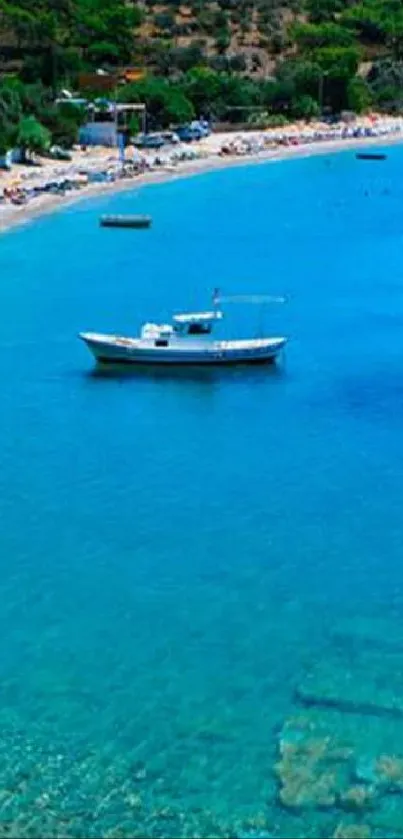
[
  {"x1": 0, "y1": 114, "x2": 402, "y2": 226},
  {"x1": 217, "y1": 114, "x2": 403, "y2": 156},
  {"x1": 0, "y1": 144, "x2": 203, "y2": 209}
]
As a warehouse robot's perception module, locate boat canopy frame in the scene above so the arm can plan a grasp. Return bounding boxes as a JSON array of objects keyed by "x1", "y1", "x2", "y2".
[{"x1": 173, "y1": 311, "x2": 223, "y2": 324}]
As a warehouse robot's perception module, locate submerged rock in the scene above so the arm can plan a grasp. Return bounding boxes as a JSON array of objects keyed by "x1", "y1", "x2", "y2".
[
  {"x1": 276, "y1": 679, "x2": 403, "y2": 823},
  {"x1": 296, "y1": 649, "x2": 403, "y2": 718},
  {"x1": 275, "y1": 723, "x2": 352, "y2": 811},
  {"x1": 339, "y1": 785, "x2": 378, "y2": 812},
  {"x1": 354, "y1": 753, "x2": 403, "y2": 794},
  {"x1": 374, "y1": 755, "x2": 403, "y2": 792},
  {"x1": 278, "y1": 769, "x2": 338, "y2": 810},
  {"x1": 332, "y1": 823, "x2": 371, "y2": 839}
]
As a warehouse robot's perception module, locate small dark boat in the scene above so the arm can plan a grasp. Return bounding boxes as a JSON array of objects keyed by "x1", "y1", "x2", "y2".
[
  {"x1": 356, "y1": 152, "x2": 387, "y2": 161},
  {"x1": 100, "y1": 214, "x2": 152, "y2": 229}
]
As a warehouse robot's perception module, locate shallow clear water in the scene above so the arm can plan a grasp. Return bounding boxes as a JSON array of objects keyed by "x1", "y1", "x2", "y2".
[{"x1": 2, "y1": 148, "x2": 403, "y2": 838}]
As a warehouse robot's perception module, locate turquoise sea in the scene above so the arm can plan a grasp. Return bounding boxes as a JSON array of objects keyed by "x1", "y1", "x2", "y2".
[{"x1": 2, "y1": 147, "x2": 403, "y2": 838}]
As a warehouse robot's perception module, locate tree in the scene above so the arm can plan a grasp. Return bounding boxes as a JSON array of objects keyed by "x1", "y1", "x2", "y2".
[
  {"x1": 383, "y1": 10, "x2": 403, "y2": 59},
  {"x1": 48, "y1": 102, "x2": 86, "y2": 147},
  {"x1": 305, "y1": 0, "x2": 346, "y2": 24},
  {"x1": 154, "y1": 11, "x2": 175, "y2": 32},
  {"x1": 0, "y1": 5, "x2": 38, "y2": 46},
  {"x1": 290, "y1": 93, "x2": 320, "y2": 118},
  {"x1": 347, "y1": 77, "x2": 372, "y2": 112},
  {"x1": 171, "y1": 44, "x2": 205, "y2": 71},
  {"x1": 368, "y1": 56, "x2": 403, "y2": 90},
  {"x1": 276, "y1": 57, "x2": 321, "y2": 99},
  {"x1": 128, "y1": 113, "x2": 141, "y2": 136},
  {"x1": 215, "y1": 27, "x2": 231, "y2": 53},
  {"x1": 0, "y1": 79, "x2": 24, "y2": 126},
  {"x1": 291, "y1": 22, "x2": 354, "y2": 50},
  {"x1": 368, "y1": 57, "x2": 403, "y2": 109},
  {"x1": 183, "y1": 67, "x2": 222, "y2": 116},
  {"x1": 118, "y1": 78, "x2": 194, "y2": 128},
  {"x1": 229, "y1": 53, "x2": 248, "y2": 71},
  {"x1": 0, "y1": 79, "x2": 23, "y2": 153},
  {"x1": 74, "y1": 0, "x2": 142, "y2": 65},
  {"x1": 215, "y1": 9, "x2": 229, "y2": 29},
  {"x1": 374, "y1": 82, "x2": 403, "y2": 110},
  {"x1": 220, "y1": 74, "x2": 261, "y2": 109},
  {"x1": 196, "y1": 8, "x2": 216, "y2": 35},
  {"x1": 164, "y1": 89, "x2": 195, "y2": 124},
  {"x1": 16, "y1": 115, "x2": 51, "y2": 161},
  {"x1": 21, "y1": 46, "x2": 83, "y2": 86},
  {"x1": 87, "y1": 40, "x2": 121, "y2": 63},
  {"x1": 340, "y1": 3, "x2": 386, "y2": 45},
  {"x1": 0, "y1": 117, "x2": 15, "y2": 156},
  {"x1": 311, "y1": 46, "x2": 361, "y2": 78}
]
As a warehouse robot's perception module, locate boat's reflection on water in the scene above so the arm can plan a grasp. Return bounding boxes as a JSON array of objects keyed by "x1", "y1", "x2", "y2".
[{"x1": 86, "y1": 360, "x2": 287, "y2": 386}]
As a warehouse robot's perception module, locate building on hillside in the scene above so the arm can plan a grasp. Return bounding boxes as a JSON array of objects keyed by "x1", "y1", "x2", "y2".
[
  {"x1": 77, "y1": 102, "x2": 147, "y2": 148},
  {"x1": 56, "y1": 80, "x2": 146, "y2": 148}
]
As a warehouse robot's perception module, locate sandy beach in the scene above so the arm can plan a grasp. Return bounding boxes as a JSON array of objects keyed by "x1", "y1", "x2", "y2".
[{"x1": 1, "y1": 118, "x2": 402, "y2": 233}]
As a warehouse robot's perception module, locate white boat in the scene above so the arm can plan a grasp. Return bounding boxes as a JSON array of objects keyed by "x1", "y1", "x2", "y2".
[{"x1": 79, "y1": 292, "x2": 287, "y2": 367}]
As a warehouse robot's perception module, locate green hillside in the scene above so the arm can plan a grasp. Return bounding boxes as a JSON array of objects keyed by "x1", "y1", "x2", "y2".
[{"x1": 0, "y1": 0, "x2": 402, "y2": 150}]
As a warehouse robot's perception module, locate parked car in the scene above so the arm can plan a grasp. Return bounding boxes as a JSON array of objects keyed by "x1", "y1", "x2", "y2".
[
  {"x1": 161, "y1": 131, "x2": 180, "y2": 145},
  {"x1": 190, "y1": 120, "x2": 210, "y2": 137},
  {"x1": 176, "y1": 125, "x2": 202, "y2": 142},
  {"x1": 133, "y1": 133, "x2": 165, "y2": 149},
  {"x1": 48, "y1": 145, "x2": 72, "y2": 161}
]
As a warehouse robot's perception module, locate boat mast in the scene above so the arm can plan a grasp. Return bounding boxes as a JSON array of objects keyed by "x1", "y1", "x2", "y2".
[
  {"x1": 257, "y1": 300, "x2": 265, "y2": 339},
  {"x1": 212, "y1": 288, "x2": 220, "y2": 313}
]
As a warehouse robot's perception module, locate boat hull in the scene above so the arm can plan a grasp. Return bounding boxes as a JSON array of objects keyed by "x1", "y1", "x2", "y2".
[
  {"x1": 80, "y1": 334, "x2": 286, "y2": 366},
  {"x1": 96, "y1": 354, "x2": 278, "y2": 366}
]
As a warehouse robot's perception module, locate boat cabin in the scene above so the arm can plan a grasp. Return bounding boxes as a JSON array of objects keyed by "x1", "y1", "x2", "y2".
[
  {"x1": 172, "y1": 311, "x2": 223, "y2": 336},
  {"x1": 140, "y1": 322, "x2": 173, "y2": 346},
  {"x1": 140, "y1": 311, "x2": 222, "y2": 348}
]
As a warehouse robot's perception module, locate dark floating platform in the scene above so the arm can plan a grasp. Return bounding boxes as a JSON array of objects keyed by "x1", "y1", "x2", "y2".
[
  {"x1": 100, "y1": 214, "x2": 152, "y2": 229},
  {"x1": 356, "y1": 152, "x2": 387, "y2": 161}
]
